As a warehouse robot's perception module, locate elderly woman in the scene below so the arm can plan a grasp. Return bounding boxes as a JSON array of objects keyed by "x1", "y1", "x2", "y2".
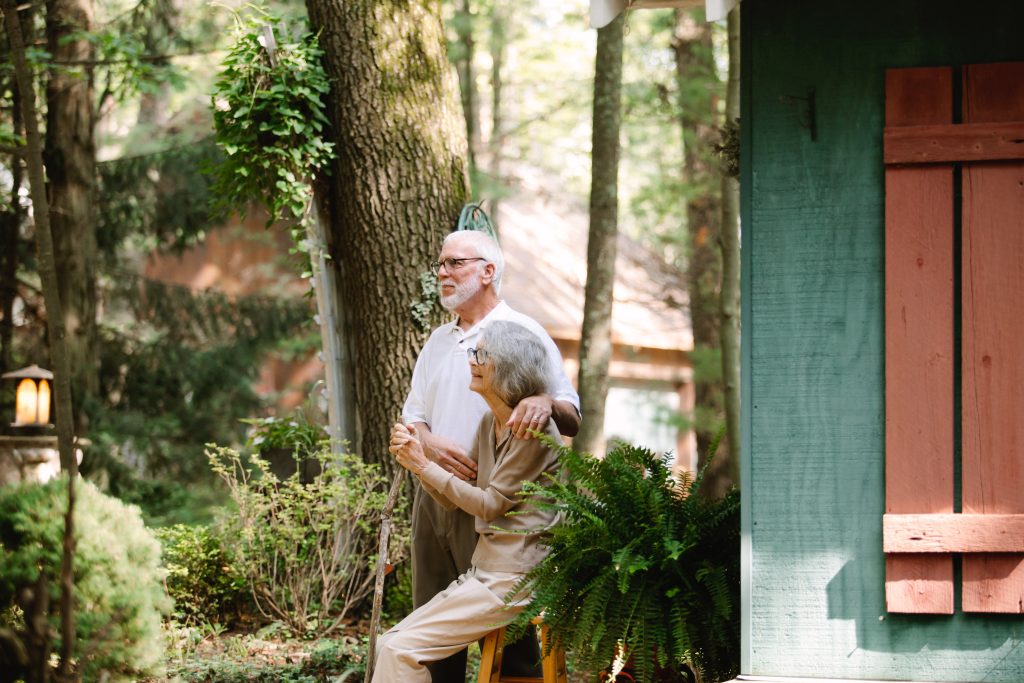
[{"x1": 374, "y1": 320, "x2": 561, "y2": 682}]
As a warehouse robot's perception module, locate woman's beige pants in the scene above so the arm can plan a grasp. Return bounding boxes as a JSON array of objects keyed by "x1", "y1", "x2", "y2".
[{"x1": 371, "y1": 567, "x2": 526, "y2": 682}]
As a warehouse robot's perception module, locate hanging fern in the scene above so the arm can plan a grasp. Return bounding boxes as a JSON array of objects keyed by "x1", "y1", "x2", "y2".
[{"x1": 509, "y1": 440, "x2": 740, "y2": 682}]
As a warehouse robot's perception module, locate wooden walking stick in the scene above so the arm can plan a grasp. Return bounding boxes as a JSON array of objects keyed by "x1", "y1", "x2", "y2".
[{"x1": 364, "y1": 466, "x2": 406, "y2": 683}]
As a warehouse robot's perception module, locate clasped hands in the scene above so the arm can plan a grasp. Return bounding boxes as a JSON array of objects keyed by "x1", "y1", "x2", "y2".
[{"x1": 388, "y1": 423, "x2": 431, "y2": 475}]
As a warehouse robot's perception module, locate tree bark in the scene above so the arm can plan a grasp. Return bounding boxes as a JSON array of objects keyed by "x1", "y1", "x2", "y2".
[
  {"x1": 44, "y1": 0, "x2": 97, "y2": 433},
  {"x1": 719, "y1": 8, "x2": 741, "y2": 487},
  {"x1": 453, "y1": 0, "x2": 480, "y2": 172},
  {"x1": 575, "y1": 13, "x2": 624, "y2": 457},
  {"x1": 487, "y1": 3, "x2": 507, "y2": 229},
  {"x1": 672, "y1": 8, "x2": 732, "y2": 496},
  {"x1": 0, "y1": 1, "x2": 30, "y2": 374},
  {"x1": 1, "y1": 150, "x2": 20, "y2": 373},
  {"x1": 303, "y1": 0, "x2": 470, "y2": 476},
  {"x1": 3, "y1": 1, "x2": 79, "y2": 678}
]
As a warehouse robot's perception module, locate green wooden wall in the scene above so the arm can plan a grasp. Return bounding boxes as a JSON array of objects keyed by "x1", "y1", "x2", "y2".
[{"x1": 741, "y1": 1, "x2": 1024, "y2": 680}]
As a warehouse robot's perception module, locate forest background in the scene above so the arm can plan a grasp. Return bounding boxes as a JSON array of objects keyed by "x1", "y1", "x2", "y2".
[
  {"x1": 1, "y1": 0, "x2": 734, "y2": 526},
  {"x1": 1, "y1": 0, "x2": 739, "y2": 678}
]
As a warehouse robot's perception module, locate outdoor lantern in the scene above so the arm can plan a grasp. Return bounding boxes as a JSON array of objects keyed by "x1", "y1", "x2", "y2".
[{"x1": 2, "y1": 365, "x2": 53, "y2": 428}]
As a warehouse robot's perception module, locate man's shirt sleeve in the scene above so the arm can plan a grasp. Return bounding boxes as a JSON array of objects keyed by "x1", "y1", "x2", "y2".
[{"x1": 401, "y1": 339, "x2": 431, "y2": 425}]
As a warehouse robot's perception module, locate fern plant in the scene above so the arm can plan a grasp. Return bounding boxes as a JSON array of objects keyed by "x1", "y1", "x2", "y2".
[{"x1": 510, "y1": 439, "x2": 740, "y2": 683}]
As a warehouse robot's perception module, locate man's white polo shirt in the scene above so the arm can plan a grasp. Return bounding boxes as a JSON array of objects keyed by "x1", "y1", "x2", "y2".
[{"x1": 401, "y1": 301, "x2": 580, "y2": 454}]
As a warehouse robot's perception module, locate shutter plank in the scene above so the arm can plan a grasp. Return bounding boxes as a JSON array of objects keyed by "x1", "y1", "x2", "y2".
[
  {"x1": 884, "y1": 67, "x2": 955, "y2": 614},
  {"x1": 961, "y1": 62, "x2": 1024, "y2": 613}
]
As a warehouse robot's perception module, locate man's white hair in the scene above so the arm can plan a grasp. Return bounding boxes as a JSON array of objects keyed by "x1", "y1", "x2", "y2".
[{"x1": 443, "y1": 230, "x2": 505, "y2": 294}]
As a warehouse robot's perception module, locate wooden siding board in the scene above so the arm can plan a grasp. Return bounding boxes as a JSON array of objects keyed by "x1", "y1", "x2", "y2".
[
  {"x1": 960, "y1": 61, "x2": 1024, "y2": 613},
  {"x1": 744, "y1": 0, "x2": 1024, "y2": 680},
  {"x1": 884, "y1": 67, "x2": 955, "y2": 615}
]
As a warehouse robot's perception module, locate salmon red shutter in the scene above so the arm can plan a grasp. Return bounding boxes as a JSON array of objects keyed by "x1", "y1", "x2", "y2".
[{"x1": 884, "y1": 62, "x2": 1024, "y2": 614}]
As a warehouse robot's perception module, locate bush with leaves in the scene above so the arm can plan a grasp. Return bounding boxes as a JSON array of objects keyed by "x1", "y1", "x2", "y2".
[
  {"x1": 510, "y1": 440, "x2": 740, "y2": 683},
  {"x1": 0, "y1": 477, "x2": 171, "y2": 682},
  {"x1": 208, "y1": 445, "x2": 409, "y2": 637},
  {"x1": 156, "y1": 524, "x2": 249, "y2": 627}
]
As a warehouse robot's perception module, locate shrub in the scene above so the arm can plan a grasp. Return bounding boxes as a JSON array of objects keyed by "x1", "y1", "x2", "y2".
[
  {"x1": 0, "y1": 476, "x2": 172, "y2": 681},
  {"x1": 166, "y1": 634, "x2": 367, "y2": 682},
  {"x1": 156, "y1": 524, "x2": 249, "y2": 626},
  {"x1": 208, "y1": 445, "x2": 410, "y2": 637},
  {"x1": 511, "y1": 440, "x2": 740, "y2": 683}
]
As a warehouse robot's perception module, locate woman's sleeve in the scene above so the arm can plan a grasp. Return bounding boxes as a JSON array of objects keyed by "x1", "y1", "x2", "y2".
[
  {"x1": 419, "y1": 425, "x2": 555, "y2": 522},
  {"x1": 419, "y1": 476, "x2": 457, "y2": 510}
]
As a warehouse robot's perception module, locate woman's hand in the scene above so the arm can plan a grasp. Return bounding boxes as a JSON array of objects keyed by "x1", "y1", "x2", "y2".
[{"x1": 389, "y1": 423, "x2": 430, "y2": 474}]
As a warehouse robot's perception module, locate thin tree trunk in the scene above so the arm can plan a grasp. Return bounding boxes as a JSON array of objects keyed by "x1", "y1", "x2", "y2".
[
  {"x1": 44, "y1": 0, "x2": 97, "y2": 433},
  {"x1": 487, "y1": 4, "x2": 507, "y2": 229},
  {"x1": 1, "y1": 154, "x2": 20, "y2": 372},
  {"x1": 2, "y1": 1, "x2": 79, "y2": 679},
  {"x1": 673, "y1": 7, "x2": 732, "y2": 495},
  {"x1": 0, "y1": 4, "x2": 29, "y2": 373},
  {"x1": 719, "y1": 8, "x2": 741, "y2": 487},
  {"x1": 575, "y1": 13, "x2": 624, "y2": 457},
  {"x1": 454, "y1": 0, "x2": 480, "y2": 172},
  {"x1": 304, "y1": 0, "x2": 470, "y2": 476}
]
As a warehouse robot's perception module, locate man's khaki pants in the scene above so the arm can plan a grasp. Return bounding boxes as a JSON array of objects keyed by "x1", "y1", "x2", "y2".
[{"x1": 372, "y1": 567, "x2": 525, "y2": 683}]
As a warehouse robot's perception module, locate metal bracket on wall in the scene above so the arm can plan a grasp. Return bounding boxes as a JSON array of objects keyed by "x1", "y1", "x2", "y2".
[{"x1": 779, "y1": 88, "x2": 817, "y2": 142}]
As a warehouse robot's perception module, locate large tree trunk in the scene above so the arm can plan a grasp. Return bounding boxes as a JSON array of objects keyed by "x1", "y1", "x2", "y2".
[
  {"x1": 44, "y1": 0, "x2": 97, "y2": 432},
  {"x1": 672, "y1": 8, "x2": 732, "y2": 496},
  {"x1": 719, "y1": 8, "x2": 741, "y2": 487},
  {"x1": 304, "y1": 0, "x2": 470, "y2": 476},
  {"x1": 575, "y1": 13, "x2": 624, "y2": 457}
]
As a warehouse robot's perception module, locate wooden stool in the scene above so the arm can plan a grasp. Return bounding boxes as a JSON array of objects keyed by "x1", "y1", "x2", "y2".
[{"x1": 477, "y1": 618, "x2": 568, "y2": 683}]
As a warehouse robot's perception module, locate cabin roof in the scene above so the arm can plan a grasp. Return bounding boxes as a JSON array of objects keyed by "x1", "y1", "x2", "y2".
[{"x1": 498, "y1": 184, "x2": 692, "y2": 353}]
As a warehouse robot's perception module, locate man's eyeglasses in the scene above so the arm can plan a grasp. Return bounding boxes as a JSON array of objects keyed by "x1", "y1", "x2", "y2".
[
  {"x1": 466, "y1": 347, "x2": 490, "y2": 365},
  {"x1": 430, "y1": 257, "x2": 487, "y2": 273}
]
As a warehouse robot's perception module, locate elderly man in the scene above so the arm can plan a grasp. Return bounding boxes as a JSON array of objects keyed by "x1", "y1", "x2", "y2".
[{"x1": 402, "y1": 230, "x2": 580, "y2": 681}]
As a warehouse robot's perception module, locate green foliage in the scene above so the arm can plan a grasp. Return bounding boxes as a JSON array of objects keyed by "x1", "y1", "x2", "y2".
[
  {"x1": 156, "y1": 524, "x2": 249, "y2": 627},
  {"x1": 207, "y1": 445, "x2": 410, "y2": 637},
  {"x1": 96, "y1": 139, "x2": 223, "y2": 257},
  {"x1": 0, "y1": 477, "x2": 171, "y2": 681},
  {"x1": 243, "y1": 411, "x2": 327, "y2": 455},
  {"x1": 211, "y1": 7, "x2": 335, "y2": 227},
  {"x1": 410, "y1": 270, "x2": 441, "y2": 332},
  {"x1": 713, "y1": 117, "x2": 740, "y2": 179},
  {"x1": 511, "y1": 440, "x2": 740, "y2": 683},
  {"x1": 82, "y1": 276, "x2": 312, "y2": 524},
  {"x1": 166, "y1": 633, "x2": 367, "y2": 683}
]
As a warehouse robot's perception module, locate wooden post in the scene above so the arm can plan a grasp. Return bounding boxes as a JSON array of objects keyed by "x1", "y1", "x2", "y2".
[{"x1": 307, "y1": 196, "x2": 354, "y2": 453}]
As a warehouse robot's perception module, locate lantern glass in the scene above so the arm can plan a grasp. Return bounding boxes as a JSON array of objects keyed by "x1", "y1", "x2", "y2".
[
  {"x1": 37, "y1": 379, "x2": 51, "y2": 425},
  {"x1": 15, "y1": 378, "x2": 38, "y2": 425}
]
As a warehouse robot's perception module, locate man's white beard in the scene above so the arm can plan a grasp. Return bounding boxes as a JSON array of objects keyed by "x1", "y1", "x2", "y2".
[{"x1": 439, "y1": 278, "x2": 480, "y2": 311}]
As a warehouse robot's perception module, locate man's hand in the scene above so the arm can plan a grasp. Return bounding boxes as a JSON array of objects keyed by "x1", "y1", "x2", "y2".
[
  {"x1": 420, "y1": 428, "x2": 477, "y2": 481},
  {"x1": 508, "y1": 394, "x2": 553, "y2": 440}
]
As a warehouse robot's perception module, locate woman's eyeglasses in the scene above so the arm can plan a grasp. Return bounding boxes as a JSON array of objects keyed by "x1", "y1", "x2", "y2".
[{"x1": 466, "y1": 347, "x2": 490, "y2": 364}]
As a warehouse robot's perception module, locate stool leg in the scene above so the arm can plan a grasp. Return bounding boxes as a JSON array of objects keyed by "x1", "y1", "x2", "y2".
[
  {"x1": 477, "y1": 627, "x2": 507, "y2": 683},
  {"x1": 539, "y1": 624, "x2": 568, "y2": 683}
]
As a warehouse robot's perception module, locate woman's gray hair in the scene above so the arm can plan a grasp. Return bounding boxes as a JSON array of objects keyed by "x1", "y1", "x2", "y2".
[
  {"x1": 443, "y1": 230, "x2": 505, "y2": 294},
  {"x1": 480, "y1": 321, "x2": 551, "y2": 406}
]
